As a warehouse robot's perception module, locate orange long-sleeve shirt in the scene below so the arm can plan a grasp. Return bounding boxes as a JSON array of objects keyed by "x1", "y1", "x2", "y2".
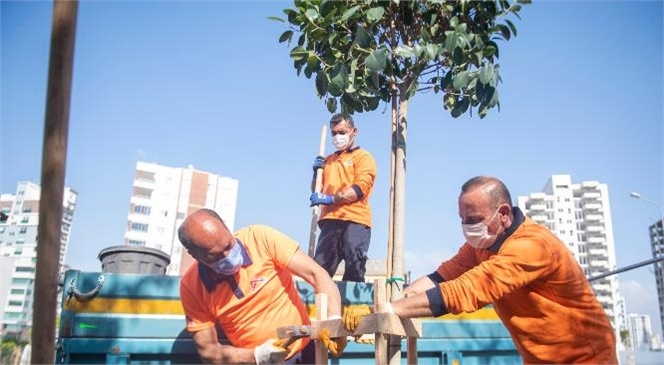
[
  {"x1": 319, "y1": 147, "x2": 377, "y2": 227},
  {"x1": 431, "y1": 213, "x2": 617, "y2": 364}
]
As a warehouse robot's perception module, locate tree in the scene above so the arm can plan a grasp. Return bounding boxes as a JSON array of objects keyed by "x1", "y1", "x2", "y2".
[{"x1": 272, "y1": 3, "x2": 528, "y2": 354}]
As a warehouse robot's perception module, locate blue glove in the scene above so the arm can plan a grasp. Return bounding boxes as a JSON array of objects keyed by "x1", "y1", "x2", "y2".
[
  {"x1": 310, "y1": 192, "x2": 334, "y2": 206},
  {"x1": 312, "y1": 156, "x2": 325, "y2": 172}
]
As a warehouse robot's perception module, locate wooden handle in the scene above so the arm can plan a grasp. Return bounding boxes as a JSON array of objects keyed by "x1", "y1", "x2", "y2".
[{"x1": 308, "y1": 125, "x2": 328, "y2": 257}]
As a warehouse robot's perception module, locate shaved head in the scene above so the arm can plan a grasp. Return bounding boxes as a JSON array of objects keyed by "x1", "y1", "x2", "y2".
[
  {"x1": 461, "y1": 176, "x2": 512, "y2": 209},
  {"x1": 178, "y1": 209, "x2": 234, "y2": 264}
]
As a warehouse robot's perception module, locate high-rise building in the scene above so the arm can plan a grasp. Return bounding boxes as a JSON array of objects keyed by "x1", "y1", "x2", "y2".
[
  {"x1": 517, "y1": 175, "x2": 622, "y2": 335},
  {"x1": 123, "y1": 161, "x2": 239, "y2": 275},
  {"x1": 647, "y1": 218, "x2": 664, "y2": 339},
  {"x1": 627, "y1": 313, "x2": 653, "y2": 351},
  {"x1": 0, "y1": 181, "x2": 77, "y2": 339}
]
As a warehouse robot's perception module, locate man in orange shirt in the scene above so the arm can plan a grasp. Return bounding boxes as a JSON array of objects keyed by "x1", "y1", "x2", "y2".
[
  {"x1": 310, "y1": 113, "x2": 377, "y2": 282},
  {"x1": 178, "y1": 209, "x2": 347, "y2": 364},
  {"x1": 344, "y1": 176, "x2": 618, "y2": 364}
]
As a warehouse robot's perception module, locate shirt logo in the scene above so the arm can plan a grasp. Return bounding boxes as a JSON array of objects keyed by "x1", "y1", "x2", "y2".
[
  {"x1": 343, "y1": 159, "x2": 353, "y2": 167},
  {"x1": 250, "y1": 276, "x2": 267, "y2": 292}
]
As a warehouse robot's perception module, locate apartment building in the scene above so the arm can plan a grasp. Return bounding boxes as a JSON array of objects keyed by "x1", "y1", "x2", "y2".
[
  {"x1": 123, "y1": 161, "x2": 239, "y2": 275},
  {"x1": 0, "y1": 181, "x2": 77, "y2": 339},
  {"x1": 517, "y1": 174, "x2": 622, "y2": 334},
  {"x1": 647, "y1": 218, "x2": 664, "y2": 339},
  {"x1": 627, "y1": 313, "x2": 653, "y2": 351}
]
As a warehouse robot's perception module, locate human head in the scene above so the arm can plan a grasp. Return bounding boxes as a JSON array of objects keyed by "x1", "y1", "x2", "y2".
[
  {"x1": 458, "y1": 176, "x2": 513, "y2": 238},
  {"x1": 178, "y1": 208, "x2": 236, "y2": 266},
  {"x1": 329, "y1": 113, "x2": 357, "y2": 150}
]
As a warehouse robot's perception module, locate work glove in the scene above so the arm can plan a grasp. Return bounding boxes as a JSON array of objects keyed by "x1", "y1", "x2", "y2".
[
  {"x1": 342, "y1": 304, "x2": 372, "y2": 332},
  {"x1": 310, "y1": 192, "x2": 333, "y2": 206},
  {"x1": 312, "y1": 156, "x2": 325, "y2": 172},
  {"x1": 254, "y1": 338, "x2": 288, "y2": 365},
  {"x1": 318, "y1": 328, "x2": 348, "y2": 357}
]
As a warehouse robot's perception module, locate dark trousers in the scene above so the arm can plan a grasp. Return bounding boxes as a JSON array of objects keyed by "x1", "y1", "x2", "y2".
[{"x1": 313, "y1": 219, "x2": 371, "y2": 282}]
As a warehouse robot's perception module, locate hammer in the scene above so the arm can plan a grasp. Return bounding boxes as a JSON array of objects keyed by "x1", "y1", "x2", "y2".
[{"x1": 276, "y1": 324, "x2": 312, "y2": 348}]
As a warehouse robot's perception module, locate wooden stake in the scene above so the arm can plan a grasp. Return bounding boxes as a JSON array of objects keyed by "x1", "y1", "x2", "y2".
[
  {"x1": 32, "y1": 1, "x2": 78, "y2": 364},
  {"x1": 308, "y1": 125, "x2": 328, "y2": 257},
  {"x1": 314, "y1": 293, "x2": 328, "y2": 365}
]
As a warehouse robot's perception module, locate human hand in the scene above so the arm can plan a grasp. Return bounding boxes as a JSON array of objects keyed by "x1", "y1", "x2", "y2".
[
  {"x1": 342, "y1": 304, "x2": 372, "y2": 332},
  {"x1": 318, "y1": 328, "x2": 348, "y2": 357},
  {"x1": 312, "y1": 156, "x2": 325, "y2": 172},
  {"x1": 254, "y1": 338, "x2": 288, "y2": 365},
  {"x1": 310, "y1": 192, "x2": 333, "y2": 206}
]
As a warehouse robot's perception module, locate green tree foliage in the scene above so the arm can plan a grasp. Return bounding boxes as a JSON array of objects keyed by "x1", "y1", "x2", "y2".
[{"x1": 272, "y1": 0, "x2": 530, "y2": 118}]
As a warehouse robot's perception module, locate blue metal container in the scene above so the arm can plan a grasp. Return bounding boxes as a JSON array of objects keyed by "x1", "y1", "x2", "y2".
[{"x1": 56, "y1": 270, "x2": 520, "y2": 364}]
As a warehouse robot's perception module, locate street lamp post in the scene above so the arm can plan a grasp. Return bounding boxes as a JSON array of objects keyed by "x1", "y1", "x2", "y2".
[{"x1": 629, "y1": 192, "x2": 664, "y2": 225}]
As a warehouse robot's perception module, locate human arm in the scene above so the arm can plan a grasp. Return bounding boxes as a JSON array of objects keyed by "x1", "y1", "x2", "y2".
[
  {"x1": 427, "y1": 237, "x2": 556, "y2": 316},
  {"x1": 286, "y1": 249, "x2": 342, "y2": 318},
  {"x1": 333, "y1": 151, "x2": 377, "y2": 205},
  {"x1": 191, "y1": 326, "x2": 257, "y2": 364}
]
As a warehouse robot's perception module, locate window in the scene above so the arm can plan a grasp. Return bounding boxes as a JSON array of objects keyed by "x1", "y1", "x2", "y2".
[
  {"x1": 8, "y1": 301, "x2": 22, "y2": 307},
  {"x1": 15, "y1": 267, "x2": 34, "y2": 273},
  {"x1": 130, "y1": 222, "x2": 149, "y2": 232},
  {"x1": 0, "y1": 227, "x2": 4, "y2": 233},
  {"x1": 19, "y1": 227, "x2": 27, "y2": 234},
  {"x1": 133, "y1": 205, "x2": 151, "y2": 215},
  {"x1": 22, "y1": 206, "x2": 31, "y2": 213},
  {"x1": 14, "y1": 249, "x2": 22, "y2": 255},
  {"x1": 11, "y1": 278, "x2": 30, "y2": 285},
  {"x1": 10, "y1": 289, "x2": 24, "y2": 295},
  {"x1": 128, "y1": 240, "x2": 146, "y2": 246}
]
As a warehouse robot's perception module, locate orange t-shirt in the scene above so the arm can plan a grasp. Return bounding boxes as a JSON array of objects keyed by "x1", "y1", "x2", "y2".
[
  {"x1": 180, "y1": 225, "x2": 311, "y2": 357},
  {"x1": 320, "y1": 147, "x2": 377, "y2": 227},
  {"x1": 435, "y1": 217, "x2": 617, "y2": 364}
]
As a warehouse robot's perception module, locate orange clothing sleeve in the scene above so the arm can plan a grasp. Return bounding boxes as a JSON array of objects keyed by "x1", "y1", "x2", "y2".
[{"x1": 434, "y1": 218, "x2": 617, "y2": 364}]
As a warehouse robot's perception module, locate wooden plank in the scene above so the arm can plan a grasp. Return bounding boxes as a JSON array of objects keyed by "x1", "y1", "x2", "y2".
[{"x1": 314, "y1": 293, "x2": 328, "y2": 365}]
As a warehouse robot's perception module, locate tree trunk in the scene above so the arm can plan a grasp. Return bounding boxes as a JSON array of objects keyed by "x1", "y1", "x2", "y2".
[
  {"x1": 31, "y1": 1, "x2": 78, "y2": 364},
  {"x1": 388, "y1": 90, "x2": 408, "y2": 365},
  {"x1": 386, "y1": 91, "x2": 398, "y2": 301}
]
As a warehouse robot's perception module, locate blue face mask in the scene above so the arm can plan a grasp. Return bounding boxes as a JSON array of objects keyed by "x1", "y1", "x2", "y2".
[{"x1": 206, "y1": 240, "x2": 244, "y2": 276}]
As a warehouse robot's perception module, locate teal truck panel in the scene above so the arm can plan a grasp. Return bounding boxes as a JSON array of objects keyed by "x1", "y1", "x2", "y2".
[{"x1": 57, "y1": 270, "x2": 520, "y2": 364}]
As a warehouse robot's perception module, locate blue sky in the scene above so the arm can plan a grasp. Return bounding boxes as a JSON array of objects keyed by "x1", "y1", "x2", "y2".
[{"x1": 2, "y1": 0, "x2": 662, "y2": 337}]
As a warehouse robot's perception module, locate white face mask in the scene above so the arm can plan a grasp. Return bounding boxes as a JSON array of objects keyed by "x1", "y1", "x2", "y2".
[
  {"x1": 332, "y1": 134, "x2": 351, "y2": 151},
  {"x1": 205, "y1": 240, "x2": 244, "y2": 276},
  {"x1": 462, "y1": 210, "x2": 501, "y2": 249}
]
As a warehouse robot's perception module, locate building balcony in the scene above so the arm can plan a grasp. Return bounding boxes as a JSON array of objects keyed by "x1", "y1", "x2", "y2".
[
  {"x1": 586, "y1": 226, "x2": 604, "y2": 233},
  {"x1": 583, "y1": 203, "x2": 603, "y2": 210},
  {"x1": 581, "y1": 192, "x2": 601, "y2": 200},
  {"x1": 588, "y1": 248, "x2": 606, "y2": 255},
  {"x1": 587, "y1": 236, "x2": 605, "y2": 244},
  {"x1": 529, "y1": 203, "x2": 547, "y2": 211},
  {"x1": 531, "y1": 214, "x2": 548, "y2": 222},
  {"x1": 589, "y1": 260, "x2": 610, "y2": 268},
  {"x1": 585, "y1": 214, "x2": 604, "y2": 221}
]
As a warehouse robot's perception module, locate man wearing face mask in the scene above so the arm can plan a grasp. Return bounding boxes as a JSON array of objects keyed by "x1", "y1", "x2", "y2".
[
  {"x1": 178, "y1": 209, "x2": 348, "y2": 364},
  {"x1": 309, "y1": 113, "x2": 377, "y2": 282},
  {"x1": 341, "y1": 176, "x2": 618, "y2": 364}
]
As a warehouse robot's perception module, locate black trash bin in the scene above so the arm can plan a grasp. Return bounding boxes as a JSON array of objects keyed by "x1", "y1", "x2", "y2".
[{"x1": 98, "y1": 245, "x2": 171, "y2": 275}]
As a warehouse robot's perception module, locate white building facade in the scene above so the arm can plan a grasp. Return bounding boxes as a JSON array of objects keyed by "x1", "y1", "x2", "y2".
[
  {"x1": 627, "y1": 313, "x2": 653, "y2": 351},
  {"x1": 123, "y1": 161, "x2": 238, "y2": 275},
  {"x1": 647, "y1": 219, "x2": 664, "y2": 340},
  {"x1": 0, "y1": 181, "x2": 77, "y2": 339},
  {"x1": 517, "y1": 174, "x2": 622, "y2": 336}
]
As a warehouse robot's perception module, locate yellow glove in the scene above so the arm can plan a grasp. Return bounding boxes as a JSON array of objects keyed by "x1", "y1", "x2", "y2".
[
  {"x1": 342, "y1": 304, "x2": 372, "y2": 332},
  {"x1": 318, "y1": 328, "x2": 348, "y2": 357}
]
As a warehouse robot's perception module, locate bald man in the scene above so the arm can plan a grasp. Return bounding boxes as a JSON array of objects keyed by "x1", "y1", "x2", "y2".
[
  {"x1": 177, "y1": 209, "x2": 345, "y2": 364},
  {"x1": 345, "y1": 176, "x2": 618, "y2": 364}
]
